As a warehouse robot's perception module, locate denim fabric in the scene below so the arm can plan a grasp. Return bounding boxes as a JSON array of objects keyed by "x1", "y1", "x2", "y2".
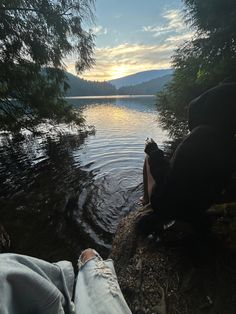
[
  {"x1": 75, "y1": 256, "x2": 132, "y2": 314},
  {"x1": 0, "y1": 253, "x2": 132, "y2": 314},
  {"x1": 0, "y1": 253, "x2": 75, "y2": 314}
]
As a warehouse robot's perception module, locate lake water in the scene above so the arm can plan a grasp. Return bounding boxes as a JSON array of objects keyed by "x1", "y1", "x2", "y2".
[{"x1": 0, "y1": 96, "x2": 167, "y2": 261}]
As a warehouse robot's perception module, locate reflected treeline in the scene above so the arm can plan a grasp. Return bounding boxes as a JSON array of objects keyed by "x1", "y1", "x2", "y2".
[
  {"x1": 0, "y1": 132, "x2": 112, "y2": 265},
  {"x1": 0, "y1": 96, "x2": 165, "y2": 264},
  {"x1": 68, "y1": 96, "x2": 157, "y2": 113}
]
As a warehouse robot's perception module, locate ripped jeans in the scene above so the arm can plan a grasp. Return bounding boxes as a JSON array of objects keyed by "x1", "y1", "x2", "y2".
[
  {"x1": 75, "y1": 251, "x2": 132, "y2": 314},
  {"x1": 0, "y1": 252, "x2": 131, "y2": 314}
]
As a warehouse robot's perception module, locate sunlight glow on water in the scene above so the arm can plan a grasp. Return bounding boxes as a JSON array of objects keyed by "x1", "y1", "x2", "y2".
[
  {"x1": 77, "y1": 102, "x2": 167, "y2": 179},
  {"x1": 69, "y1": 97, "x2": 168, "y2": 248},
  {"x1": 1, "y1": 96, "x2": 168, "y2": 256}
]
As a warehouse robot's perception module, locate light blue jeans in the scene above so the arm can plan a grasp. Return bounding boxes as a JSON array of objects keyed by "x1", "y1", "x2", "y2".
[
  {"x1": 75, "y1": 251, "x2": 132, "y2": 314},
  {"x1": 0, "y1": 252, "x2": 132, "y2": 314}
]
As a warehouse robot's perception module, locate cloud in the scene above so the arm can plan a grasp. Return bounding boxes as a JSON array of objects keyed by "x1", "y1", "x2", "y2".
[
  {"x1": 143, "y1": 9, "x2": 193, "y2": 44},
  {"x1": 91, "y1": 25, "x2": 107, "y2": 36},
  {"x1": 76, "y1": 43, "x2": 175, "y2": 81},
  {"x1": 166, "y1": 32, "x2": 193, "y2": 43},
  {"x1": 163, "y1": 9, "x2": 186, "y2": 32},
  {"x1": 143, "y1": 9, "x2": 186, "y2": 36},
  {"x1": 65, "y1": 10, "x2": 194, "y2": 81}
]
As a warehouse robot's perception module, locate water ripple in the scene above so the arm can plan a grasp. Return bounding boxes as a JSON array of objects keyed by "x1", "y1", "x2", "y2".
[
  {"x1": 1, "y1": 97, "x2": 168, "y2": 257},
  {"x1": 69, "y1": 99, "x2": 168, "y2": 250}
]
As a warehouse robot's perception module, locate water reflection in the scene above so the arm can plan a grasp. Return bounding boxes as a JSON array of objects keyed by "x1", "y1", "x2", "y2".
[
  {"x1": 0, "y1": 133, "x2": 102, "y2": 263},
  {"x1": 70, "y1": 97, "x2": 167, "y2": 251},
  {"x1": 0, "y1": 96, "x2": 168, "y2": 261}
]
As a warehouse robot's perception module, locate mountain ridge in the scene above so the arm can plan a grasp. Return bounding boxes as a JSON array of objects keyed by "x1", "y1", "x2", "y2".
[
  {"x1": 65, "y1": 70, "x2": 173, "y2": 96},
  {"x1": 109, "y1": 69, "x2": 173, "y2": 88},
  {"x1": 118, "y1": 74, "x2": 172, "y2": 95}
]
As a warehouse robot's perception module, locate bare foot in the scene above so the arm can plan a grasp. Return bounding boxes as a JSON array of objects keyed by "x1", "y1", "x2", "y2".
[{"x1": 80, "y1": 248, "x2": 96, "y2": 264}]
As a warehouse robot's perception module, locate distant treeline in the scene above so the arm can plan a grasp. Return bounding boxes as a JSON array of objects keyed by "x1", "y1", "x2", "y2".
[
  {"x1": 118, "y1": 75, "x2": 172, "y2": 95},
  {"x1": 66, "y1": 72, "x2": 172, "y2": 96}
]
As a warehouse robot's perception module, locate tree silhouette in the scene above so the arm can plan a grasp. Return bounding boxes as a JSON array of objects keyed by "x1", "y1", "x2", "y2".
[
  {"x1": 157, "y1": 0, "x2": 236, "y2": 139},
  {"x1": 0, "y1": 0, "x2": 95, "y2": 132}
]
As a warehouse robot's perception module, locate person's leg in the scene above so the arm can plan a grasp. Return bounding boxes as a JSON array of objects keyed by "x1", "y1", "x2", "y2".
[
  {"x1": 138, "y1": 126, "x2": 226, "y2": 234},
  {"x1": 74, "y1": 249, "x2": 132, "y2": 314},
  {"x1": 141, "y1": 156, "x2": 156, "y2": 205}
]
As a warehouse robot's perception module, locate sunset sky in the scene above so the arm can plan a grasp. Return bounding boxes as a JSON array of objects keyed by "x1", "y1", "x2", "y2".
[{"x1": 65, "y1": 0, "x2": 193, "y2": 81}]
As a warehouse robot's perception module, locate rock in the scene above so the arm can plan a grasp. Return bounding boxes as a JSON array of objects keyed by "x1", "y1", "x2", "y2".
[
  {"x1": 110, "y1": 205, "x2": 236, "y2": 314},
  {"x1": 110, "y1": 207, "x2": 186, "y2": 314}
]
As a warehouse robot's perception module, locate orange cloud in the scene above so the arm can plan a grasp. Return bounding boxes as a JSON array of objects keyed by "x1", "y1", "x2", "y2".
[{"x1": 66, "y1": 43, "x2": 174, "y2": 81}]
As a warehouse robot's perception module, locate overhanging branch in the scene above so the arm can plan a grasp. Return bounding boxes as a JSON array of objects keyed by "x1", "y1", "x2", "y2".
[
  {"x1": 0, "y1": 6, "x2": 77, "y2": 16},
  {"x1": 0, "y1": 7, "x2": 41, "y2": 13}
]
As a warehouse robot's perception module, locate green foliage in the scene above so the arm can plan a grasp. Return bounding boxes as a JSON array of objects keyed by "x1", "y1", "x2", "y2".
[
  {"x1": 0, "y1": 0, "x2": 95, "y2": 132},
  {"x1": 66, "y1": 72, "x2": 117, "y2": 96},
  {"x1": 157, "y1": 0, "x2": 236, "y2": 139},
  {"x1": 65, "y1": 73, "x2": 172, "y2": 97}
]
